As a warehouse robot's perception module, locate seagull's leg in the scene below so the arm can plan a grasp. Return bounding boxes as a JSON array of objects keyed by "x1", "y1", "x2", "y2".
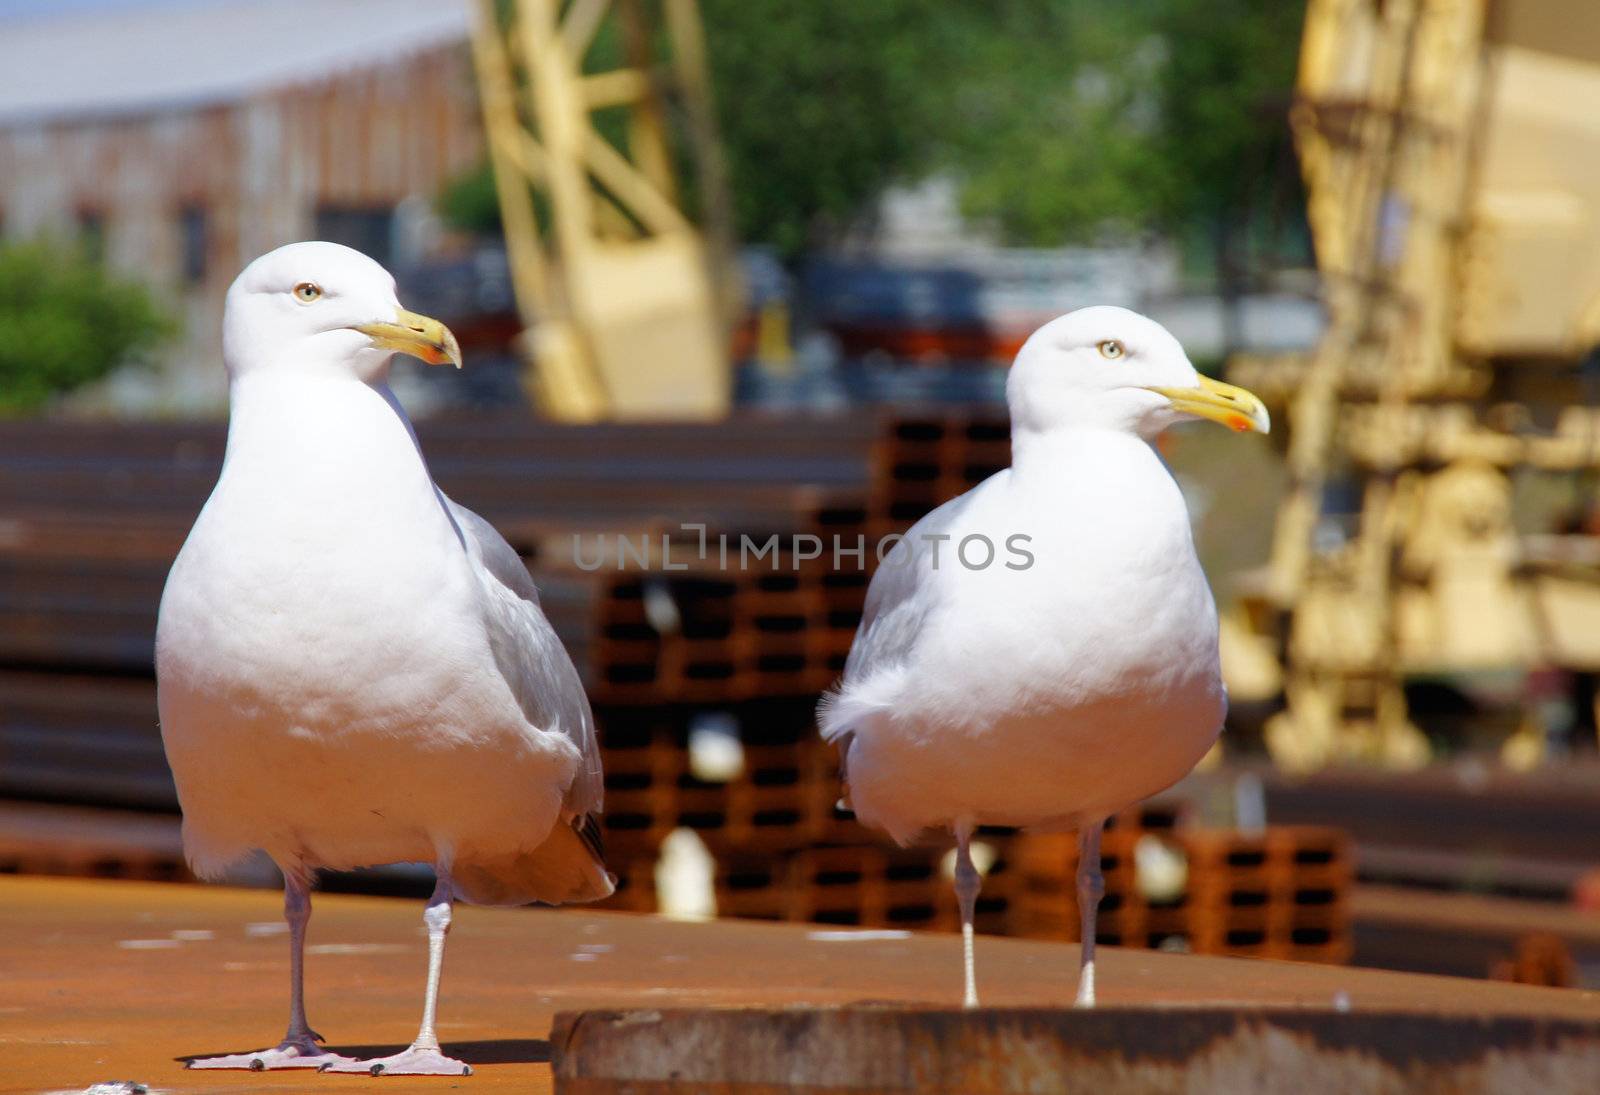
[
  {"x1": 1074, "y1": 819, "x2": 1107, "y2": 1008},
  {"x1": 322, "y1": 873, "x2": 472, "y2": 1076},
  {"x1": 187, "y1": 871, "x2": 355, "y2": 1071},
  {"x1": 953, "y1": 823, "x2": 982, "y2": 1009}
]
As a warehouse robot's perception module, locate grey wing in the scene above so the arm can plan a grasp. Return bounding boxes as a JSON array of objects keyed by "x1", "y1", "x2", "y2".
[
  {"x1": 841, "y1": 483, "x2": 983, "y2": 684},
  {"x1": 446, "y1": 498, "x2": 603, "y2": 817}
]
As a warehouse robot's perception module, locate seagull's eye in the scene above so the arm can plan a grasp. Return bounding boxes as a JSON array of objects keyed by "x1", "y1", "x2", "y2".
[
  {"x1": 292, "y1": 282, "x2": 323, "y2": 303},
  {"x1": 1097, "y1": 339, "x2": 1126, "y2": 360}
]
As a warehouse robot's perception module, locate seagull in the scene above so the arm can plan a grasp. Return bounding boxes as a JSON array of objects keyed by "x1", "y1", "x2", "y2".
[
  {"x1": 819, "y1": 307, "x2": 1268, "y2": 1008},
  {"x1": 156, "y1": 242, "x2": 611, "y2": 1076}
]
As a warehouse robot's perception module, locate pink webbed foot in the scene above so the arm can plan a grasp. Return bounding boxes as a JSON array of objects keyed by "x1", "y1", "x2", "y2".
[
  {"x1": 187, "y1": 1034, "x2": 357, "y2": 1071},
  {"x1": 321, "y1": 1044, "x2": 473, "y2": 1077}
]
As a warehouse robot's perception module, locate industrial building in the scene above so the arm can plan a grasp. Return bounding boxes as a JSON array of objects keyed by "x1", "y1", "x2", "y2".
[{"x1": 0, "y1": 0, "x2": 481, "y2": 408}]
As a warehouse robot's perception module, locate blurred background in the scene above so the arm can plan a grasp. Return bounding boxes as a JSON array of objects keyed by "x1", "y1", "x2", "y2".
[{"x1": 0, "y1": 0, "x2": 1596, "y2": 992}]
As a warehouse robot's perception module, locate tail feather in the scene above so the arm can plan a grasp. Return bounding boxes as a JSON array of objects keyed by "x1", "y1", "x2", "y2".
[{"x1": 452, "y1": 814, "x2": 615, "y2": 907}]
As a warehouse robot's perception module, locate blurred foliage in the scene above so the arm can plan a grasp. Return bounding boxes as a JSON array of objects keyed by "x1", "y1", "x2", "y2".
[
  {"x1": 698, "y1": 0, "x2": 954, "y2": 258},
  {"x1": 440, "y1": 0, "x2": 1309, "y2": 269},
  {"x1": 437, "y1": 162, "x2": 504, "y2": 238},
  {"x1": 937, "y1": 1, "x2": 1169, "y2": 242},
  {"x1": 1152, "y1": 0, "x2": 1308, "y2": 232},
  {"x1": 941, "y1": 0, "x2": 1306, "y2": 251},
  {"x1": 0, "y1": 240, "x2": 175, "y2": 413}
]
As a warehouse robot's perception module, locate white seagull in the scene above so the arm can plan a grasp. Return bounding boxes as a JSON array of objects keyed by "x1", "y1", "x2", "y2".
[
  {"x1": 819, "y1": 307, "x2": 1268, "y2": 1008},
  {"x1": 157, "y1": 242, "x2": 611, "y2": 1076}
]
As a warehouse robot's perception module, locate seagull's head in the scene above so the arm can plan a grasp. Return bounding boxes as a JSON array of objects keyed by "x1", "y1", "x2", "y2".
[
  {"x1": 1006, "y1": 306, "x2": 1268, "y2": 440},
  {"x1": 223, "y1": 241, "x2": 461, "y2": 383}
]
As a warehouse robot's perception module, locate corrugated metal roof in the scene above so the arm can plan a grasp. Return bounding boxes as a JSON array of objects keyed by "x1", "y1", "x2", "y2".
[{"x1": 0, "y1": 0, "x2": 473, "y2": 126}]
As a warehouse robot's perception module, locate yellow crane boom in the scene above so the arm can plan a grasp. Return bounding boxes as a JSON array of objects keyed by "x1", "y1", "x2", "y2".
[
  {"x1": 470, "y1": 0, "x2": 737, "y2": 421},
  {"x1": 1230, "y1": 0, "x2": 1600, "y2": 770}
]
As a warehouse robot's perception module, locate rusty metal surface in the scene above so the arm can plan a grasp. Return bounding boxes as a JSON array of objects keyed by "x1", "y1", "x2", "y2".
[
  {"x1": 7, "y1": 875, "x2": 1600, "y2": 1095},
  {"x1": 552, "y1": 1006, "x2": 1600, "y2": 1095}
]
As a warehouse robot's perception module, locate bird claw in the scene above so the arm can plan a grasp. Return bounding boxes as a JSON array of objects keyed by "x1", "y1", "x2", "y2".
[
  {"x1": 186, "y1": 1040, "x2": 356, "y2": 1071},
  {"x1": 320, "y1": 1045, "x2": 472, "y2": 1077}
]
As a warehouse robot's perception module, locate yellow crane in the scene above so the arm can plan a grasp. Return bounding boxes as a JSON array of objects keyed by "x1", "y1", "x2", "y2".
[
  {"x1": 470, "y1": 0, "x2": 737, "y2": 421},
  {"x1": 1230, "y1": 0, "x2": 1600, "y2": 770}
]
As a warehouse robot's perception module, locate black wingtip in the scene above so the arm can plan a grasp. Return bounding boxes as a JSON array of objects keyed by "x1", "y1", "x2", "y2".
[{"x1": 573, "y1": 813, "x2": 606, "y2": 865}]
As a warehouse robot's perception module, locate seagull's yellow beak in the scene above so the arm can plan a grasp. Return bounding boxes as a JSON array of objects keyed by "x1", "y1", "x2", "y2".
[
  {"x1": 352, "y1": 308, "x2": 462, "y2": 369},
  {"x1": 1146, "y1": 374, "x2": 1270, "y2": 434}
]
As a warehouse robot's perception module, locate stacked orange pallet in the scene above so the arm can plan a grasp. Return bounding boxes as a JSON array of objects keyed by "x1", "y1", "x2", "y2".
[
  {"x1": 695, "y1": 805, "x2": 1183, "y2": 939},
  {"x1": 596, "y1": 730, "x2": 851, "y2": 860},
  {"x1": 866, "y1": 412, "x2": 1011, "y2": 537},
  {"x1": 1009, "y1": 825, "x2": 1352, "y2": 963},
  {"x1": 574, "y1": 553, "x2": 861, "y2": 705},
  {"x1": 564, "y1": 410, "x2": 1015, "y2": 706},
  {"x1": 716, "y1": 845, "x2": 952, "y2": 930}
]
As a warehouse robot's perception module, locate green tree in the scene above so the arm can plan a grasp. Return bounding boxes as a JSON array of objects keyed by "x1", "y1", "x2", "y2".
[
  {"x1": 0, "y1": 240, "x2": 175, "y2": 413},
  {"x1": 698, "y1": 0, "x2": 956, "y2": 257},
  {"x1": 936, "y1": 0, "x2": 1170, "y2": 242},
  {"x1": 938, "y1": 0, "x2": 1308, "y2": 345},
  {"x1": 437, "y1": 163, "x2": 504, "y2": 238},
  {"x1": 1151, "y1": 0, "x2": 1308, "y2": 345}
]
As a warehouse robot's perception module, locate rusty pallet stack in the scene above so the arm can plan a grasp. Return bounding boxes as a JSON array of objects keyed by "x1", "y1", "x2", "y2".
[
  {"x1": 690, "y1": 802, "x2": 1189, "y2": 941},
  {"x1": 595, "y1": 723, "x2": 855, "y2": 860},
  {"x1": 866, "y1": 411, "x2": 1011, "y2": 538},
  {"x1": 714, "y1": 843, "x2": 968, "y2": 932},
  {"x1": 1010, "y1": 825, "x2": 1352, "y2": 964},
  {"x1": 574, "y1": 553, "x2": 866, "y2": 705},
  {"x1": 570, "y1": 408, "x2": 1015, "y2": 708}
]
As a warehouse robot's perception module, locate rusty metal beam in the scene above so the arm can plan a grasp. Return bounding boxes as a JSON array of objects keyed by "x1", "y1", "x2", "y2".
[{"x1": 552, "y1": 1006, "x2": 1600, "y2": 1093}]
